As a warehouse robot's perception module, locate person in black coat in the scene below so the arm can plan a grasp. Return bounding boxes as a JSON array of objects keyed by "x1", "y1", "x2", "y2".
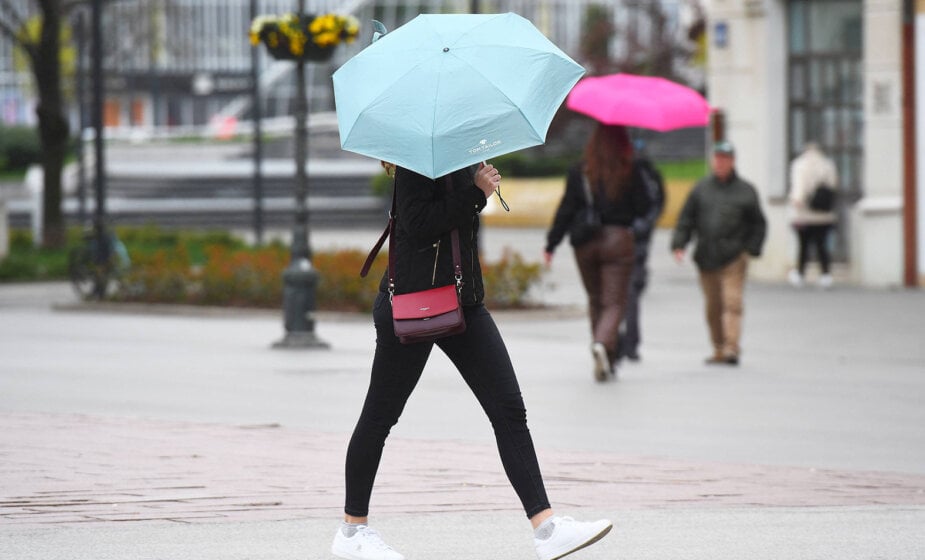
[
  {"x1": 332, "y1": 162, "x2": 613, "y2": 560},
  {"x1": 617, "y1": 143, "x2": 666, "y2": 362},
  {"x1": 544, "y1": 124, "x2": 652, "y2": 381}
]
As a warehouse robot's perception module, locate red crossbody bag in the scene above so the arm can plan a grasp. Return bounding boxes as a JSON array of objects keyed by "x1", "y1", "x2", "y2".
[{"x1": 360, "y1": 175, "x2": 466, "y2": 344}]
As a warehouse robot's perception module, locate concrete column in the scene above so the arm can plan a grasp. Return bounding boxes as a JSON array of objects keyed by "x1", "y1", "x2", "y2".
[
  {"x1": 916, "y1": 0, "x2": 925, "y2": 284},
  {"x1": 705, "y1": 0, "x2": 789, "y2": 280},
  {"x1": 854, "y1": 0, "x2": 905, "y2": 286}
]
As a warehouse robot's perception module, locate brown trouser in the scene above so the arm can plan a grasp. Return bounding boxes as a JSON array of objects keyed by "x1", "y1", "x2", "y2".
[
  {"x1": 574, "y1": 226, "x2": 635, "y2": 360},
  {"x1": 698, "y1": 253, "x2": 748, "y2": 358}
]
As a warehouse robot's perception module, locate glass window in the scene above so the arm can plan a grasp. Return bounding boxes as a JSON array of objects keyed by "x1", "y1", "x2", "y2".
[
  {"x1": 787, "y1": 0, "x2": 863, "y2": 260},
  {"x1": 789, "y1": 1, "x2": 806, "y2": 54},
  {"x1": 791, "y1": 108, "x2": 805, "y2": 149},
  {"x1": 808, "y1": 1, "x2": 862, "y2": 53},
  {"x1": 790, "y1": 62, "x2": 805, "y2": 100},
  {"x1": 808, "y1": 59, "x2": 822, "y2": 103}
]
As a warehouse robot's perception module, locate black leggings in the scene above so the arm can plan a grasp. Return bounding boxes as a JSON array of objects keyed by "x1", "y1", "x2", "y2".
[
  {"x1": 797, "y1": 224, "x2": 833, "y2": 275},
  {"x1": 344, "y1": 292, "x2": 551, "y2": 519}
]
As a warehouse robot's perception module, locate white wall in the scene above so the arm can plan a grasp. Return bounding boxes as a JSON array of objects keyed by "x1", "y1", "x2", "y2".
[
  {"x1": 706, "y1": 0, "x2": 790, "y2": 281},
  {"x1": 854, "y1": 0, "x2": 904, "y2": 286},
  {"x1": 917, "y1": 4, "x2": 925, "y2": 283}
]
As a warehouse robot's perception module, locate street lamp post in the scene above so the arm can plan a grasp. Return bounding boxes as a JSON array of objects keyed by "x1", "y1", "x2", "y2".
[
  {"x1": 90, "y1": 0, "x2": 110, "y2": 299},
  {"x1": 249, "y1": 0, "x2": 264, "y2": 246},
  {"x1": 273, "y1": 0, "x2": 328, "y2": 349},
  {"x1": 75, "y1": 8, "x2": 88, "y2": 226}
]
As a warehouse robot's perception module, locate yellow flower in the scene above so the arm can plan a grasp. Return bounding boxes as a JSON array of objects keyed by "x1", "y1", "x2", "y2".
[
  {"x1": 251, "y1": 12, "x2": 359, "y2": 55},
  {"x1": 313, "y1": 31, "x2": 339, "y2": 47},
  {"x1": 343, "y1": 16, "x2": 359, "y2": 39}
]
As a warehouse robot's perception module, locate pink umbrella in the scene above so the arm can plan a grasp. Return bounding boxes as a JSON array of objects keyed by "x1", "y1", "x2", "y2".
[{"x1": 566, "y1": 73, "x2": 711, "y2": 132}]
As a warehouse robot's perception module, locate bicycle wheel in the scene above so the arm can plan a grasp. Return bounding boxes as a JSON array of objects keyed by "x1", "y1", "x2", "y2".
[
  {"x1": 69, "y1": 245, "x2": 113, "y2": 300},
  {"x1": 68, "y1": 245, "x2": 98, "y2": 299}
]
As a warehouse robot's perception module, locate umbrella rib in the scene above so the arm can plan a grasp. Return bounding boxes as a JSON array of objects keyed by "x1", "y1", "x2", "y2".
[{"x1": 461, "y1": 55, "x2": 546, "y2": 140}]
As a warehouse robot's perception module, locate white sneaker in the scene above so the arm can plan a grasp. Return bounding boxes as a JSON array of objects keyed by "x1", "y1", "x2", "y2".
[
  {"x1": 787, "y1": 269, "x2": 803, "y2": 288},
  {"x1": 819, "y1": 274, "x2": 833, "y2": 290},
  {"x1": 534, "y1": 516, "x2": 613, "y2": 560},
  {"x1": 591, "y1": 343, "x2": 612, "y2": 382},
  {"x1": 331, "y1": 524, "x2": 405, "y2": 560}
]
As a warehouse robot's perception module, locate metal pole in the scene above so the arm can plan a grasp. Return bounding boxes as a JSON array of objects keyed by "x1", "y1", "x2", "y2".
[
  {"x1": 91, "y1": 0, "x2": 110, "y2": 299},
  {"x1": 471, "y1": 0, "x2": 480, "y2": 14},
  {"x1": 274, "y1": 0, "x2": 328, "y2": 349},
  {"x1": 75, "y1": 8, "x2": 87, "y2": 226},
  {"x1": 250, "y1": 0, "x2": 264, "y2": 246},
  {"x1": 903, "y1": 0, "x2": 918, "y2": 287}
]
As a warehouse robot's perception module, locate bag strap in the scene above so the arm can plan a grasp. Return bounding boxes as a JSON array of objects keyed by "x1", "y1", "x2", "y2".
[
  {"x1": 359, "y1": 177, "x2": 395, "y2": 278},
  {"x1": 581, "y1": 173, "x2": 604, "y2": 209},
  {"x1": 360, "y1": 174, "x2": 461, "y2": 292}
]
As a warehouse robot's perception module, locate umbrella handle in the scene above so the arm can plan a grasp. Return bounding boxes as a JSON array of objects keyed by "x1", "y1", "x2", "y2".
[
  {"x1": 480, "y1": 160, "x2": 510, "y2": 212},
  {"x1": 495, "y1": 186, "x2": 510, "y2": 212}
]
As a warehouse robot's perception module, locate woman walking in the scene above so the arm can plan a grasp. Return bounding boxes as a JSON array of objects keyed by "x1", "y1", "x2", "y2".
[
  {"x1": 787, "y1": 142, "x2": 839, "y2": 289},
  {"x1": 331, "y1": 162, "x2": 612, "y2": 560},
  {"x1": 544, "y1": 124, "x2": 653, "y2": 381}
]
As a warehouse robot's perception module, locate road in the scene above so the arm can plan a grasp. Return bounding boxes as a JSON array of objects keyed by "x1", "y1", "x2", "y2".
[{"x1": 1, "y1": 228, "x2": 924, "y2": 559}]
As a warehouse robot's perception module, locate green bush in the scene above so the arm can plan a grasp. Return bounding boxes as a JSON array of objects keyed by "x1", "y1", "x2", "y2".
[
  {"x1": 491, "y1": 150, "x2": 578, "y2": 178},
  {"x1": 482, "y1": 248, "x2": 543, "y2": 309},
  {"x1": 1, "y1": 226, "x2": 544, "y2": 310},
  {"x1": 0, "y1": 126, "x2": 41, "y2": 172},
  {"x1": 0, "y1": 231, "x2": 69, "y2": 281},
  {"x1": 370, "y1": 171, "x2": 393, "y2": 197},
  {"x1": 197, "y1": 244, "x2": 288, "y2": 307}
]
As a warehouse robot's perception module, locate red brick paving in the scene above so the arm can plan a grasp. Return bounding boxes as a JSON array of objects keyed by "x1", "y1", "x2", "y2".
[{"x1": 1, "y1": 412, "x2": 923, "y2": 526}]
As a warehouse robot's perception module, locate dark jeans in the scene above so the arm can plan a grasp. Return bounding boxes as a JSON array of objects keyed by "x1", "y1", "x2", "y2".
[
  {"x1": 619, "y1": 246, "x2": 650, "y2": 356},
  {"x1": 796, "y1": 224, "x2": 833, "y2": 275},
  {"x1": 344, "y1": 292, "x2": 551, "y2": 519}
]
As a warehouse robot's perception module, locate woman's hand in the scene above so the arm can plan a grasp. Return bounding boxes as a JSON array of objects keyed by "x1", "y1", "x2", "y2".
[{"x1": 474, "y1": 162, "x2": 501, "y2": 199}]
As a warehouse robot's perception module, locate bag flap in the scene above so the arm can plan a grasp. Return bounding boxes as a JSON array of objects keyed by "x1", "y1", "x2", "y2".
[{"x1": 392, "y1": 285, "x2": 459, "y2": 320}]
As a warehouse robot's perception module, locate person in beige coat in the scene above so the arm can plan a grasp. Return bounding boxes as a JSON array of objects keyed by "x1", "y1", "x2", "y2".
[{"x1": 788, "y1": 143, "x2": 838, "y2": 289}]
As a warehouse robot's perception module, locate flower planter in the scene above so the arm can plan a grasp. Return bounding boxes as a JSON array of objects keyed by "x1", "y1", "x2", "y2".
[
  {"x1": 264, "y1": 40, "x2": 335, "y2": 62},
  {"x1": 251, "y1": 12, "x2": 358, "y2": 64}
]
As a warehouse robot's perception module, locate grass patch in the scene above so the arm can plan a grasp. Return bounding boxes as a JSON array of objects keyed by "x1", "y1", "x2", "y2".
[{"x1": 656, "y1": 158, "x2": 707, "y2": 182}]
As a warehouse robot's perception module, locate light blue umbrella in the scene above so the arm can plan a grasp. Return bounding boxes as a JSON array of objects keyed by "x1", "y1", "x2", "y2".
[{"x1": 332, "y1": 13, "x2": 585, "y2": 179}]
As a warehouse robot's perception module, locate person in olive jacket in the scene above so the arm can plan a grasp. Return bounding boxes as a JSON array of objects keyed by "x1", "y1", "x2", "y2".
[
  {"x1": 671, "y1": 141, "x2": 767, "y2": 366},
  {"x1": 334, "y1": 162, "x2": 613, "y2": 560}
]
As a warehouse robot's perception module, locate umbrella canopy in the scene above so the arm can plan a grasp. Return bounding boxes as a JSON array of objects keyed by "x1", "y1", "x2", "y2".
[
  {"x1": 566, "y1": 73, "x2": 711, "y2": 132},
  {"x1": 333, "y1": 13, "x2": 584, "y2": 179}
]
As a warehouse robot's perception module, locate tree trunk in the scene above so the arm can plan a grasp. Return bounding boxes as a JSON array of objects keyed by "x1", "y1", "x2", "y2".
[{"x1": 34, "y1": 0, "x2": 69, "y2": 249}]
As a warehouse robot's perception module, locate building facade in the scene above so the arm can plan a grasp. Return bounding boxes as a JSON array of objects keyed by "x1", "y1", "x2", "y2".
[
  {"x1": 2, "y1": 0, "x2": 700, "y2": 132},
  {"x1": 706, "y1": 0, "x2": 921, "y2": 287}
]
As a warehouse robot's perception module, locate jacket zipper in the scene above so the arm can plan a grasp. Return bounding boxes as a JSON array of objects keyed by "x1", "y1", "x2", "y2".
[
  {"x1": 469, "y1": 222, "x2": 476, "y2": 303},
  {"x1": 431, "y1": 240, "x2": 441, "y2": 285}
]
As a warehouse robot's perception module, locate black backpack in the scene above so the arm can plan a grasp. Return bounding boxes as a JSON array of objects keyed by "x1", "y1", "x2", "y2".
[{"x1": 808, "y1": 183, "x2": 836, "y2": 212}]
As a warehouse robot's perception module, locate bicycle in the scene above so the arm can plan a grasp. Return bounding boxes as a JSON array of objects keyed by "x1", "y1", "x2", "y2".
[{"x1": 68, "y1": 228, "x2": 130, "y2": 300}]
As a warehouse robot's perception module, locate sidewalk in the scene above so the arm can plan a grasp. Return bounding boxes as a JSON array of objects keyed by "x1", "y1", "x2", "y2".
[{"x1": 2, "y1": 228, "x2": 925, "y2": 559}]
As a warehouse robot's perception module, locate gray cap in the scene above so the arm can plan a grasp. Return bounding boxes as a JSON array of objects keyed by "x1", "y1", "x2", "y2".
[{"x1": 713, "y1": 140, "x2": 735, "y2": 155}]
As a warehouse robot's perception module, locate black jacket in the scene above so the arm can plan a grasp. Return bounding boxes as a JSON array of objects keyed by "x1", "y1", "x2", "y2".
[
  {"x1": 545, "y1": 162, "x2": 654, "y2": 252},
  {"x1": 670, "y1": 170, "x2": 767, "y2": 271},
  {"x1": 378, "y1": 166, "x2": 488, "y2": 305}
]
